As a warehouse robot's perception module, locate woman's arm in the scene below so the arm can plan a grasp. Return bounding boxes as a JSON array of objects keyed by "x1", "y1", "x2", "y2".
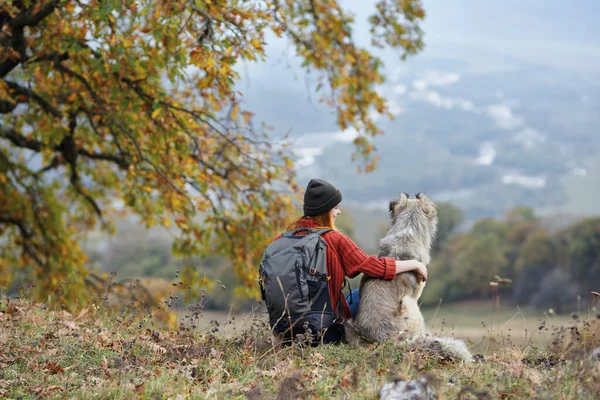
[
  {"x1": 329, "y1": 231, "x2": 396, "y2": 279},
  {"x1": 327, "y1": 231, "x2": 428, "y2": 281},
  {"x1": 395, "y1": 259, "x2": 427, "y2": 281}
]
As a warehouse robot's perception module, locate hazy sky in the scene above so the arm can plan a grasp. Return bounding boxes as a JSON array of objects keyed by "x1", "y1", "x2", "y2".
[
  {"x1": 240, "y1": 0, "x2": 600, "y2": 102},
  {"x1": 421, "y1": 0, "x2": 598, "y2": 44},
  {"x1": 418, "y1": 0, "x2": 599, "y2": 72},
  {"x1": 338, "y1": 0, "x2": 600, "y2": 73},
  {"x1": 244, "y1": 0, "x2": 600, "y2": 77}
]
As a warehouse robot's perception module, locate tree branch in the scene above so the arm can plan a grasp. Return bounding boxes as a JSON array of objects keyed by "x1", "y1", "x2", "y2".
[
  {"x1": 0, "y1": 24, "x2": 26, "y2": 78},
  {"x1": 26, "y1": 51, "x2": 69, "y2": 65},
  {"x1": 4, "y1": 80, "x2": 63, "y2": 118},
  {"x1": 1, "y1": 1, "x2": 61, "y2": 77},
  {"x1": 0, "y1": 215, "x2": 45, "y2": 267},
  {"x1": 0, "y1": 216, "x2": 32, "y2": 239},
  {"x1": 9, "y1": 0, "x2": 61, "y2": 29},
  {"x1": 34, "y1": 156, "x2": 62, "y2": 176},
  {"x1": 0, "y1": 126, "x2": 42, "y2": 151},
  {"x1": 54, "y1": 63, "x2": 105, "y2": 106},
  {"x1": 1, "y1": 125, "x2": 131, "y2": 171},
  {"x1": 79, "y1": 148, "x2": 131, "y2": 170}
]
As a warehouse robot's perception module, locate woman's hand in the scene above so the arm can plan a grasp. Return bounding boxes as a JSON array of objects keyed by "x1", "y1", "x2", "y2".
[{"x1": 395, "y1": 259, "x2": 427, "y2": 281}]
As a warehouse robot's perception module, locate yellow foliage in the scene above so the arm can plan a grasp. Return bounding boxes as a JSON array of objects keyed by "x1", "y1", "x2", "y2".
[{"x1": 0, "y1": 0, "x2": 424, "y2": 307}]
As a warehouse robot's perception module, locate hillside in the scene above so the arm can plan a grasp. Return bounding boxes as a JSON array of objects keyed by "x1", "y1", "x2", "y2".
[
  {"x1": 2, "y1": 298, "x2": 599, "y2": 399},
  {"x1": 240, "y1": 25, "x2": 600, "y2": 222},
  {"x1": 539, "y1": 156, "x2": 600, "y2": 217}
]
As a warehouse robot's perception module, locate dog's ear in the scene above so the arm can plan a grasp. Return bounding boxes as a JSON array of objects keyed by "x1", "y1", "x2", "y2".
[
  {"x1": 390, "y1": 193, "x2": 409, "y2": 216},
  {"x1": 399, "y1": 192, "x2": 409, "y2": 205},
  {"x1": 389, "y1": 200, "x2": 399, "y2": 215},
  {"x1": 418, "y1": 193, "x2": 437, "y2": 218}
]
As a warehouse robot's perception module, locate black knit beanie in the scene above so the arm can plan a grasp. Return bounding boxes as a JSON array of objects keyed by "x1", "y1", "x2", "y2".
[{"x1": 303, "y1": 179, "x2": 342, "y2": 216}]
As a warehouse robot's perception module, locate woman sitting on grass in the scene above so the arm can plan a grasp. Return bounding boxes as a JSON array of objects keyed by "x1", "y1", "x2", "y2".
[{"x1": 265, "y1": 178, "x2": 427, "y2": 345}]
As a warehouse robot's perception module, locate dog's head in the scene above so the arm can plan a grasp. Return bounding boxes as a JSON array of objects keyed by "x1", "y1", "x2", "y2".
[{"x1": 388, "y1": 192, "x2": 438, "y2": 243}]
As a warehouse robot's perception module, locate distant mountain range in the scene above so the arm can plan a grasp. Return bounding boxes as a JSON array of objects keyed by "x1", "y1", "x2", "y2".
[
  {"x1": 239, "y1": 39, "x2": 600, "y2": 221},
  {"x1": 295, "y1": 60, "x2": 599, "y2": 220}
]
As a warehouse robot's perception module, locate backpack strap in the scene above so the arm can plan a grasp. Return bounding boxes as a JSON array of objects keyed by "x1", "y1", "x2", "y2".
[
  {"x1": 282, "y1": 228, "x2": 311, "y2": 237},
  {"x1": 308, "y1": 280, "x2": 329, "y2": 308},
  {"x1": 344, "y1": 278, "x2": 353, "y2": 304},
  {"x1": 302, "y1": 265, "x2": 329, "y2": 280},
  {"x1": 281, "y1": 227, "x2": 332, "y2": 237},
  {"x1": 314, "y1": 228, "x2": 332, "y2": 236}
]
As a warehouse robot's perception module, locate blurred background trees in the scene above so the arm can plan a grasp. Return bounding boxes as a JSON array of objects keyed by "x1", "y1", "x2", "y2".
[
  {"x1": 421, "y1": 207, "x2": 599, "y2": 313},
  {"x1": 73, "y1": 205, "x2": 599, "y2": 314},
  {"x1": 1, "y1": 1, "x2": 598, "y2": 315}
]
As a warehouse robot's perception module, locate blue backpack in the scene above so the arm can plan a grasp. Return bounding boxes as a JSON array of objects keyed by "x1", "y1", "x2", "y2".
[{"x1": 258, "y1": 228, "x2": 339, "y2": 337}]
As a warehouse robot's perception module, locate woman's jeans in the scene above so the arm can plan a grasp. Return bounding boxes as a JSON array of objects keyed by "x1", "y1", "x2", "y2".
[{"x1": 345, "y1": 288, "x2": 361, "y2": 320}]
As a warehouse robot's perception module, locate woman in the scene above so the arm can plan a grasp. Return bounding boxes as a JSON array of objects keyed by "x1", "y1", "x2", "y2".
[{"x1": 272, "y1": 178, "x2": 427, "y2": 344}]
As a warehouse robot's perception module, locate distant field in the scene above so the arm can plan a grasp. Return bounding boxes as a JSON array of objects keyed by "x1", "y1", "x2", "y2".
[
  {"x1": 187, "y1": 300, "x2": 581, "y2": 353},
  {"x1": 420, "y1": 300, "x2": 577, "y2": 352}
]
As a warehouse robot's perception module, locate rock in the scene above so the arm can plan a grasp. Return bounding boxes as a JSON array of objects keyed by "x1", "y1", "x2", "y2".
[
  {"x1": 380, "y1": 376, "x2": 435, "y2": 400},
  {"x1": 592, "y1": 347, "x2": 600, "y2": 361},
  {"x1": 111, "y1": 357, "x2": 123, "y2": 369},
  {"x1": 245, "y1": 386, "x2": 262, "y2": 400}
]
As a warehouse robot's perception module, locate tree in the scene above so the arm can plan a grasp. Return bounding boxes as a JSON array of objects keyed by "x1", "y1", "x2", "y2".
[
  {"x1": 0, "y1": 1, "x2": 425, "y2": 304},
  {"x1": 503, "y1": 207, "x2": 540, "y2": 279},
  {"x1": 559, "y1": 217, "x2": 600, "y2": 294},
  {"x1": 514, "y1": 229, "x2": 556, "y2": 273},
  {"x1": 530, "y1": 268, "x2": 579, "y2": 314},
  {"x1": 451, "y1": 233, "x2": 508, "y2": 299},
  {"x1": 505, "y1": 207, "x2": 537, "y2": 226},
  {"x1": 431, "y1": 202, "x2": 463, "y2": 256},
  {"x1": 471, "y1": 217, "x2": 507, "y2": 239},
  {"x1": 512, "y1": 229, "x2": 557, "y2": 305}
]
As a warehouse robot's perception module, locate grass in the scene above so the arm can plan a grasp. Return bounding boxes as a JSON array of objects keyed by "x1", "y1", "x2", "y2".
[
  {"x1": 423, "y1": 299, "x2": 576, "y2": 351},
  {"x1": 1, "y1": 294, "x2": 599, "y2": 399},
  {"x1": 198, "y1": 299, "x2": 576, "y2": 351}
]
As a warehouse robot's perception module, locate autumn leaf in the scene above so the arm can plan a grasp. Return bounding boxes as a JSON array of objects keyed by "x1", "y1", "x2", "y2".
[
  {"x1": 44, "y1": 361, "x2": 64, "y2": 374},
  {"x1": 149, "y1": 342, "x2": 167, "y2": 354},
  {"x1": 134, "y1": 382, "x2": 146, "y2": 397},
  {"x1": 61, "y1": 320, "x2": 78, "y2": 330}
]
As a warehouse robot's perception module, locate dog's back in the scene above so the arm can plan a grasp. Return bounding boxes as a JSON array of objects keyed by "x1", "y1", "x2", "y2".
[
  {"x1": 352, "y1": 193, "x2": 436, "y2": 343},
  {"x1": 350, "y1": 194, "x2": 474, "y2": 362},
  {"x1": 355, "y1": 273, "x2": 424, "y2": 343}
]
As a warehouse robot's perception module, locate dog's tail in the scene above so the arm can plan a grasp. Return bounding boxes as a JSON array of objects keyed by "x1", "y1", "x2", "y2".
[{"x1": 408, "y1": 332, "x2": 473, "y2": 363}]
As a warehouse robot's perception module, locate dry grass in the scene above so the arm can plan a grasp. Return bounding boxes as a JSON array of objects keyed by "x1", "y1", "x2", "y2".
[{"x1": 1, "y1": 293, "x2": 599, "y2": 399}]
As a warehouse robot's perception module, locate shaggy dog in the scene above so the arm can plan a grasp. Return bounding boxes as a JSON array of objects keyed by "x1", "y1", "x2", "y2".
[{"x1": 349, "y1": 193, "x2": 472, "y2": 362}]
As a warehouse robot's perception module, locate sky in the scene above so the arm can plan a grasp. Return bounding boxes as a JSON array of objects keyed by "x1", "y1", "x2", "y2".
[
  {"x1": 233, "y1": 0, "x2": 600, "y2": 214},
  {"x1": 238, "y1": 0, "x2": 600, "y2": 153},
  {"x1": 412, "y1": 0, "x2": 600, "y2": 72},
  {"x1": 239, "y1": 0, "x2": 600, "y2": 123},
  {"x1": 246, "y1": 0, "x2": 600, "y2": 73}
]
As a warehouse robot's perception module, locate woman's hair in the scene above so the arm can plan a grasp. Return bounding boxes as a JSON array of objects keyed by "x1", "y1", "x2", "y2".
[{"x1": 286, "y1": 209, "x2": 335, "y2": 230}]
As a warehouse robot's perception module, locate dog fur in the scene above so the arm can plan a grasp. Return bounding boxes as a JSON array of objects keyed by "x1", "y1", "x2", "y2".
[{"x1": 348, "y1": 193, "x2": 473, "y2": 362}]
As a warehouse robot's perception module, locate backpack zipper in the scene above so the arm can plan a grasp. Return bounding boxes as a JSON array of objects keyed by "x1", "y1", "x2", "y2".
[{"x1": 295, "y1": 260, "x2": 305, "y2": 302}]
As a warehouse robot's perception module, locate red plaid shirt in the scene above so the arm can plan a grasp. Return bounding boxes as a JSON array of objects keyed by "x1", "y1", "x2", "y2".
[{"x1": 274, "y1": 219, "x2": 396, "y2": 319}]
